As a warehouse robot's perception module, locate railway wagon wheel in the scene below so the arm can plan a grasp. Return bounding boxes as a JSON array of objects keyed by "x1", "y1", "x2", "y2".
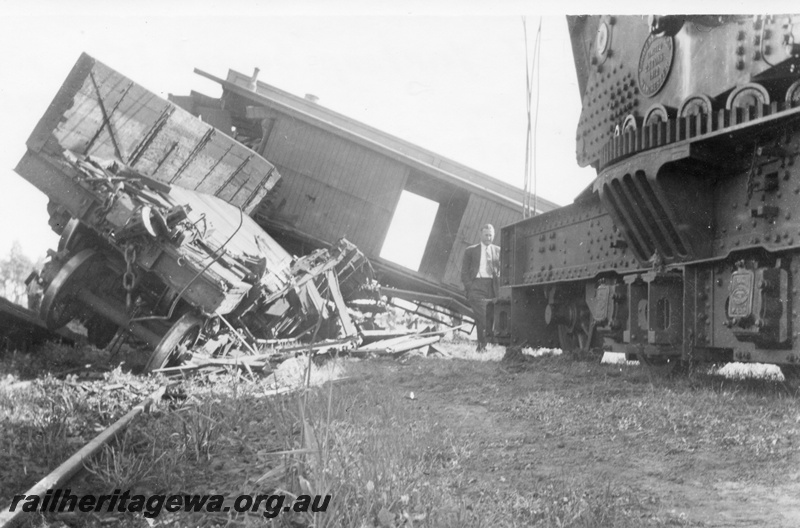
[
  {"x1": 144, "y1": 313, "x2": 202, "y2": 373},
  {"x1": 58, "y1": 218, "x2": 93, "y2": 253},
  {"x1": 40, "y1": 249, "x2": 101, "y2": 329}
]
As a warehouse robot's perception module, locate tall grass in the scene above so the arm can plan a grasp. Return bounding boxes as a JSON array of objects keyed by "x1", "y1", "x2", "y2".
[{"x1": 4, "y1": 339, "x2": 800, "y2": 527}]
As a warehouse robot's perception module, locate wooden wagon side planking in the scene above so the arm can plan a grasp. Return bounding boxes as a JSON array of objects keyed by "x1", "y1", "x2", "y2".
[
  {"x1": 14, "y1": 53, "x2": 373, "y2": 370},
  {"x1": 169, "y1": 68, "x2": 559, "y2": 320}
]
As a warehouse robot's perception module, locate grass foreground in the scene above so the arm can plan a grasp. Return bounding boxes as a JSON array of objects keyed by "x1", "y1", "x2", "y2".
[{"x1": 2, "y1": 340, "x2": 800, "y2": 527}]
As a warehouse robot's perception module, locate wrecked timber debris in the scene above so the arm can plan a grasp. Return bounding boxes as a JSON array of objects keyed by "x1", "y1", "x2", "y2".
[
  {"x1": 14, "y1": 53, "x2": 378, "y2": 371},
  {"x1": 8, "y1": 52, "x2": 511, "y2": 373},
  {"x1": 174, "y1": 65, "x2": 560, "y2": 322}
]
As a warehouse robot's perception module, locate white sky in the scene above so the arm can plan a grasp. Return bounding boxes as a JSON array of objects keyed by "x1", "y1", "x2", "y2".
[
  {"x1": 381, "y1": 191, "x2": 440, "y2": 269},
  {"x1": 0, "y1": 0, "x2": 781, "y2": 261}
]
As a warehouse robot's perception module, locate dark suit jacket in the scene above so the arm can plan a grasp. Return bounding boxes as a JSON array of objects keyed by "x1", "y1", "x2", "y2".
[{"x1": 461, "y1": 243, "x2": 500, "y2": 295}]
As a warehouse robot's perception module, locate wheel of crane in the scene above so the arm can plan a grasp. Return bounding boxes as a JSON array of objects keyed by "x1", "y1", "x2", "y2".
[
  {"x1": 780, "y1": 365, "x2": 800, "y2": 391},
  {"x1": 621, "y1": 114, "x2": 640, "y2": 134},
  {"x1": 726, "y1": 82, "x2": 770, "y2": 110},
  {"x1": 638, "y1": 352, "x2": 691, "y2": 376},
  {"x1": 642, "y1": 103, "x2": 675, "y2": 126},
  {"x1": 144, "y1": 312, "x2": 202, "y2": 373},
  {"x1": 39, "y1": 249, "x2": 101, "y2": 330},
  {"x1": 678, "y1": 93, "x2": 714, "y2": 118},
  {"x1": 785, "y1": 80, "x2": 800, "y2": 107},
  {"x1": 553, "y1": 300, "x2": 602, "y2": 361}
]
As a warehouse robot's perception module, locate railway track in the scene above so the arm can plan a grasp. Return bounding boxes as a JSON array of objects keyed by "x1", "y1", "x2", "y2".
[
  {"x1": 0, "y1": 385, "x2": 171, "y2": 528},
  {"x1": 0, "y1": 297, "x2": 77, "y2": 352},
  {"x1": 0, "y1": 322, "x2": 450, "y2": 527}
]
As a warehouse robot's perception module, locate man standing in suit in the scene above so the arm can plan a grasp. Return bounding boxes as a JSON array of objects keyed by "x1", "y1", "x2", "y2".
[{"x1": 461, "y1": 224, "x2": 500, "y2": 351}]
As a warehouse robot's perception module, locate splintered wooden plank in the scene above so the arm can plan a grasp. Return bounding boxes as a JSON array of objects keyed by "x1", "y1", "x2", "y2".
[
  {"x1": 325, "y1": 269, "x2": 357, "y2": 337},
  {"x1": 24, "y1": 53, "x2": 279, "y2": 215}
]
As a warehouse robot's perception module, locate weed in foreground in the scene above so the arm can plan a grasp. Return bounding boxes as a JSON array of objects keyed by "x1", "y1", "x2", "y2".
[
  {"x1": 84, "y1": 429, "x2": 159, "y2": 491},
  {"x1": 244, "y1": 359, "x2": 676, "y2": 528},
  {"x1": 9, "y1": 345, "x2": 800, "y2": 527}
]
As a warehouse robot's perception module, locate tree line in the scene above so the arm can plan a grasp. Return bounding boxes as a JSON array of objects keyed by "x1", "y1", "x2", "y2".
[{"x1": 0, "y1": 240, "x2": 43, "y2": 307}]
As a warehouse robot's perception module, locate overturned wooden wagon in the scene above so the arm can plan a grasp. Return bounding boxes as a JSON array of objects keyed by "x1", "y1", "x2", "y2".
[
  {"x1": 15, "y1": 54, "x2": 373, "y2": 370},
  {"x1": 170, "y1": 68, "x2": 559, "y2": 322}
]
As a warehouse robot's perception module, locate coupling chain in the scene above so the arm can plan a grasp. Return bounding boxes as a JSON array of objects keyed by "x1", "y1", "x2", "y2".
[{"x1": 123, "y1": 243, "x2": 137, "y2": 310}]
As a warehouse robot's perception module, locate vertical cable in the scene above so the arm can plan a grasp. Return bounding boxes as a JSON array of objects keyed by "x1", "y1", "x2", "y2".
[
  {"x1": 532, "y1": 17, "x2": 542, "y2": 217},
  {"x1": 522, "y1": 17, "x2": 543, "y2": 218},
  {"x1": 522, "y1": 17, "x2": 532, "y2": 218}
]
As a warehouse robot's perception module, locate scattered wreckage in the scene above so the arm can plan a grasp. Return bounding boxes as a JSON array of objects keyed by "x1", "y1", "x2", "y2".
[
  {"x1": 171, "y1": 64, "x2": 560, "y2": 324},
  {"x1": 11, "y1": 52, "x2": 528, "y2": 371},
  {"x1": 29, "y1": 151, "x2": 375, "y2": 371},
  {"x1": 14, "y1": 54, "x2": 377, "y2": 371}
]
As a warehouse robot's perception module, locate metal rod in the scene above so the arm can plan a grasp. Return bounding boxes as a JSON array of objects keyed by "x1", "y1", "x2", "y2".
[
  {"x1": 128, "y1": 105, "x2": 175, "y2": 166},
  {"x1": 195, "y1": 144, "x2": 234, "y2": 190},
  {"x1": 214, "y1": 154, "x2": 253, "y2": 198},
  {"x1": 169, "y1": 128, "x2": 215, "y2": 183},
  {"x1": 86, "y1": 72, "x2": 128, "y2": 160},
  {"x1": 0, "y1": 385, "x2": 171, "y2": 528}
]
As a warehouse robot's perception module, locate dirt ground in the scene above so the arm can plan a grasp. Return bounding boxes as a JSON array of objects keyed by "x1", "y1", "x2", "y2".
[
  {"x1": 380, "y1": 346, "x2": 800, "y2": 527},
  {"x1": 5, "y1": 340, "x2": 800, "y2": 527}
]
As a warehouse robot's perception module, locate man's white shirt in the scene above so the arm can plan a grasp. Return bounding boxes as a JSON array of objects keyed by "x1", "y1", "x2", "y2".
[{"x1": 476, "y1": 243, "x2": 493, "y2": 278}]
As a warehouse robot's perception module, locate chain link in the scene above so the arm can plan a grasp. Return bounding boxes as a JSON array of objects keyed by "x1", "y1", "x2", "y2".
[{"x1": 123, "y1": 244, "x2": 137, "y2": 310}]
